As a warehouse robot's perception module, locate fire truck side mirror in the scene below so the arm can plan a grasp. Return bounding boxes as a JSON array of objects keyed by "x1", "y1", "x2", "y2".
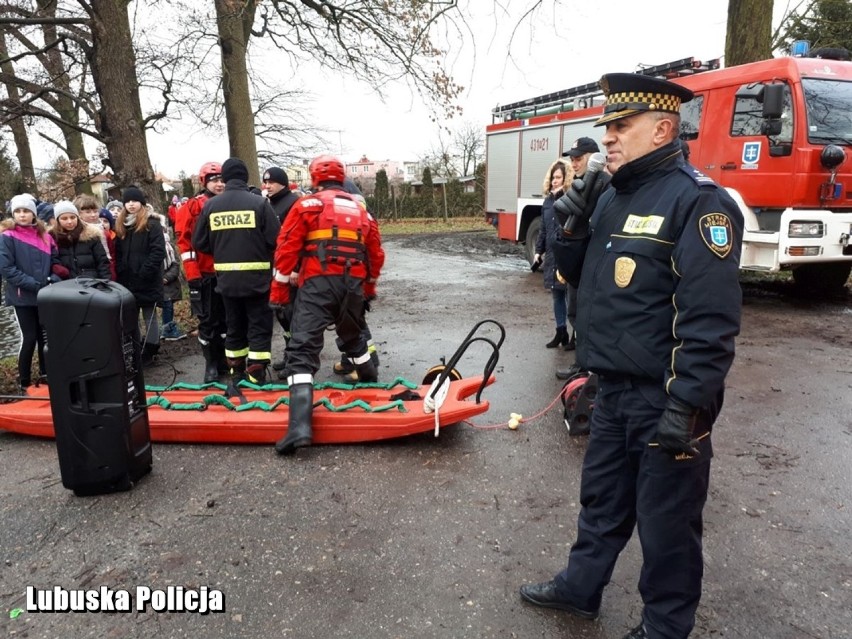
[{"x1": 760, "y1": 84, "x2": 785, "y2": 119}]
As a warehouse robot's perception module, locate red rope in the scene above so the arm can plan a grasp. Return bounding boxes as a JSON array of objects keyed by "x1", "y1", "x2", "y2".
[{"x1": 463, "y1": 385, "x2": 567, "y2": 431}]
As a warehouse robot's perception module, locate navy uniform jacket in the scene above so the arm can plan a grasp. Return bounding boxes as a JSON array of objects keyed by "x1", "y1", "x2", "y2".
[
  {"x1": 562, "y1": 141, "x2": 743, "y2": 409},
  {"x1": 193, "y1": 180, "x2": 281, "y2": 298}
]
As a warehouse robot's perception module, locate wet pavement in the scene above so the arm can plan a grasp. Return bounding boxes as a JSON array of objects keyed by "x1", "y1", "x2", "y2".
[{"x1": 0, "y1": 230, "x2": 850, "y2": 638}]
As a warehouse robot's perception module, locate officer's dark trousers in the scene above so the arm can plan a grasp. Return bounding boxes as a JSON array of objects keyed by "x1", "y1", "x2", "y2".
[
  {"x1": 555, "y1": 377, "x2": 712, "y2": 639},
  {"x1": 221, "y1": 293, "x2": 273, "y2": 356},
  {"x1": 283, "y1": 276, "x2": 367, "y2": 376},
  {"x1": 196, "y1": 274, "x2": 227, "y2": 344}
]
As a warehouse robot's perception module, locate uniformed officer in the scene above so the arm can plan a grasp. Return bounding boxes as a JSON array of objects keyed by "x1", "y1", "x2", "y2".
[
  {"x1": 192, "y1": 158, "x2": 281, "y2": 388},
  {"x1": 520, "y1": 73, "x2": 744, "y2": 639}
]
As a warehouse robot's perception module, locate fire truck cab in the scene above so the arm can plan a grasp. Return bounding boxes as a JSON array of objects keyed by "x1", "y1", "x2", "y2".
[{"x1": 485, "y1": 53, "x2": 852, "y2": 293}]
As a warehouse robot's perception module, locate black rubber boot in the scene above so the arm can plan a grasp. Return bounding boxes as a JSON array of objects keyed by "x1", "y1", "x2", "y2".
[
  {"x1": 141, "y1": 342, "x2": 160, "y2": 367},
  {"x1": 246, "y1": 359, "x2": 269, "y2": 385},
  {"x1": 563, "y1": 329, "x2": 576, "y2": 351},
  {"x1": 546, "y1": 327, "x2": 567, "y2": 349},
  {"x1": 213, "y1": 338, "x2": 229, "y2": 376},
  {"x1": 275, "y1": 379, "x2": 313, "y2": 455},
  {"x1": 200, "y1": 342, "x2": 220, "y2": 383},
  {"x1": 354, "y1": 354, "x2": 378, "y2": 383},
  {"x1": 225, "y1": 356, "x2": 247, "y2": 398}
]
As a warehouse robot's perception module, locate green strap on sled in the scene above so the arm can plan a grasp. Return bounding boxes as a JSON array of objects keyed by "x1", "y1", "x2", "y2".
[{"x1": 145, "y1": 377, "x2": 420, "y2": 413}]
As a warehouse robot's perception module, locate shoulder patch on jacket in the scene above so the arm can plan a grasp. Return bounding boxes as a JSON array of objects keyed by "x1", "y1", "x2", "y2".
[
  {"x1": 699, "y1": 213, "x2": 734, "y2": 258},
  {"x1": 680, "y1": 164, "x2": 718, "y2": 188}
]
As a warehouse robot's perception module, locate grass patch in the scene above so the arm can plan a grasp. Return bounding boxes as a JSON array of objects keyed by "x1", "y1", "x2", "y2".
[{"x1": 379, "y1": 216, "x2": 493, "y2": 236}]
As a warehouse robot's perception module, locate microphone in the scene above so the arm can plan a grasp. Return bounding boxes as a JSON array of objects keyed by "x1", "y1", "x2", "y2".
[{"x1": 562, "y1": 152, "x2": 606, "y2": 235}]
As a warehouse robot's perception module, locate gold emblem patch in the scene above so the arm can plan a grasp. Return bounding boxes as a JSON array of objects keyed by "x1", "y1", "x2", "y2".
[
  {"x1": 698, "y1": 213, "x2": 733, "y2": 259},
  {"x1": 614, "y1": 257, "x2": 636, "y2": 288}
]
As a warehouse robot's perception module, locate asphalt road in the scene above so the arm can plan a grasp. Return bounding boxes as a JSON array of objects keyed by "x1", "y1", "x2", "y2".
[{"x1": 1, "y1": 231, "x2": 850, "y2": 638}]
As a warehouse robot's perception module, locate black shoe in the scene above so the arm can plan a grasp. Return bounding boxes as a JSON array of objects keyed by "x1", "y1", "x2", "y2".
[
  {"x1": 272, "y1": 357, "x2": 287, "y2": 372},
  {"x1": 518, "y1": 581, "x2": 599, "y2": 619},
  {"x1": 546, "y1": 327, "x2": 567, "y2": 349},
  {"x1": 622, "y1": 623, "x2": 648, "y2": 639},
  {"x1": 562, "y1": 329, "x2": 576, "y2": 351},
  {"x1": 555, "y1": 364, "x2": 582, "y2": 380}
]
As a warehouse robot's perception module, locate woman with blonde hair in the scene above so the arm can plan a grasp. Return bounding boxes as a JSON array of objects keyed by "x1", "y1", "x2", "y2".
[
  {"x1": 114, "y1": 186, "x2": 166, "y2": 366},
  {"x1": 533, "y1": 159, "x2": 574, "y2": 349}
]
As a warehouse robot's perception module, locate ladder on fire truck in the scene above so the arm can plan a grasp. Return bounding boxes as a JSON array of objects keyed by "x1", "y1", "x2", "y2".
[{"x1": 492, "y1": 57, "x2": 720, "y2": 123}]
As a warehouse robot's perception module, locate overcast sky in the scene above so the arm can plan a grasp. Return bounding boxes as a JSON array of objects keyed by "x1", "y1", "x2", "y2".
[{"x1": 30, "y1": 1, "x2": 791, "y2": 180}]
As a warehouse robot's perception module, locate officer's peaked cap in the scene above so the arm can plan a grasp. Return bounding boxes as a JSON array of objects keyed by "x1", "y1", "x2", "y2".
[{"x1": 595, "y1": 73, "x2": 694, "y2": 126}]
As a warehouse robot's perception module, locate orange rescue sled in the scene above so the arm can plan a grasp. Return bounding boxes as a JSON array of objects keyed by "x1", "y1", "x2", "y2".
[{"x1": 0, "y1": 375, "x2": 494, "y2": 445}]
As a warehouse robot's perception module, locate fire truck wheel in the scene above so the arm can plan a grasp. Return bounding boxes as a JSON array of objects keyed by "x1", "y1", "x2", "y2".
[
  {"x1": 525, "y1": 217, "x2": 542, "y2": 266},
  {"x1": 792, "y1": 263, "x2": 852, "y2": 295},
  {"x1": 422, "y1": 365, "x2": 463, "y2": 386}
]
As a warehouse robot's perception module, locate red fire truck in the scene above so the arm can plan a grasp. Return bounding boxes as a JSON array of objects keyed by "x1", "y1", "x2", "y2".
[{"x1": 485, "y1": 54, "x2": 852, "y2": 292}]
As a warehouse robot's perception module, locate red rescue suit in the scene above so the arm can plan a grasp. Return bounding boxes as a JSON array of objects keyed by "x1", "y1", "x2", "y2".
[
  {"x1": 174, "y1": 192, "x2": 215, "y2": 280},
  {"x1": 271, "y1": 188, "x2": 384, "y2": 378},
  {"x1": 271, "y1": 190, "x2": 384, "y2": 305}
]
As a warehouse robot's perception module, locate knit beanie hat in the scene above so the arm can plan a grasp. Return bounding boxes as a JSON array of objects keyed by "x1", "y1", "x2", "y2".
[
  {"x1": 222, "y1": 158, "x2": 249, "y2": 183},
  {"x1": 99, "y1": 208, "x2": 115, "y2": 230},
  {"x1": 262, "y1": 166, "x2": 288, "y2": 186},
  {"x1": 106, "y1": 199, "x2": 124, "y2": 212},
  {"x1": 53, "y1": 200, "x2": 79, "y2": 219},
  {"x1": 10, "y1": 194, "x2": 37, "y2": 216},
  {"x1": 122, "y1": 186, "x2": 147, "y2": 206}
]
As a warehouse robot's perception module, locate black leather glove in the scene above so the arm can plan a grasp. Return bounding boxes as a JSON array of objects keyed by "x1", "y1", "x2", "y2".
[
  {"x1": 656, "y1": 397, "x2": 701, "y2": 457},
  {"x1": 271, "y1": 303, "x2": 293, "y2": 332},
  {"x1": 553, "y1": 180, "x2": 586, "y2": 225}
]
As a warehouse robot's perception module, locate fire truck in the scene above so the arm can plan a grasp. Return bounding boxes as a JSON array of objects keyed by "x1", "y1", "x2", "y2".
[{"x1": 485, "y1": 53, "x2": 852, "y2": 292}]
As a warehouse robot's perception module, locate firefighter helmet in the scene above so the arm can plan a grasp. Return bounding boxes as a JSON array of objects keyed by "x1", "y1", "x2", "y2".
[
  {"x1": 309, "y1": 155, "x2": 346, "y2": 187},
  {"x1": 199, "y1": 161, "x2": 223, "y2": 185}
]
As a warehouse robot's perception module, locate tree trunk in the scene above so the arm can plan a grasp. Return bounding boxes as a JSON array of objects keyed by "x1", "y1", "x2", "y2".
[
  {"x1": 0, "y1": 35, "x2": 37, "y2": 195},
  {"x1": 88, "y1": 0, "x2": 160, "y2": 208},
  {"x1": 725, "y1": 0, "x2": 774, "y2": 66},
  {"x1": 216, "y1": 0, "x2": 259, "y2": 186},
  {"x1": 37, "y1": 0, "x2": 92, "y2": 194}
]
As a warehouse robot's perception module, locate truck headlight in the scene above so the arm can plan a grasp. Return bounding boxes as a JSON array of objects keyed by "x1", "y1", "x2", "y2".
[{"x1": 788, "y1": 221, "x2": 824, "y2": 238}]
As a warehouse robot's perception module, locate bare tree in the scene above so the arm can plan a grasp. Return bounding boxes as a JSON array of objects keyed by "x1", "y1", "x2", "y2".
[
  {"x1": 0, "y1": 32, "x2": 36, "y2": 193},
  {"x1": 453, "y1": 121, "x2": 484, "y2": 177},
  {"x1": 725, "y1": 0, "x2": 774, "y2": 66}
]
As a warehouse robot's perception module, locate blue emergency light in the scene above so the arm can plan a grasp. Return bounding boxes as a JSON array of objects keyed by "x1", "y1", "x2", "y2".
[{"x1": 791, "y1": 40, "x2": 810, "y2": 57}]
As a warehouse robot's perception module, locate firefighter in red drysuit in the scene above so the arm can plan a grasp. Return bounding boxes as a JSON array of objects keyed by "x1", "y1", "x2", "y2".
[
  {"x1": 270, "y1": 155, "x2": 385, "y2": 455},
  {"x1": 174, "y1": 161, "x2": 228, "y2": 383}
]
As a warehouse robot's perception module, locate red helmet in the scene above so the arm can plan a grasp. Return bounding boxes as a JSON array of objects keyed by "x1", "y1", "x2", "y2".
[
  {"x1": 309, "y1": 155, "x2": 346, "y2": 187},
  {"x1": 199, "y1": 161, "x2": 222, "y2": 185}
]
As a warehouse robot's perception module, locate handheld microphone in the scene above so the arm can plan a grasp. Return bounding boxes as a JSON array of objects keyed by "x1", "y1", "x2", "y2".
[{"x1": 562, "y1": 152, "x2": 607, "y2": 235}]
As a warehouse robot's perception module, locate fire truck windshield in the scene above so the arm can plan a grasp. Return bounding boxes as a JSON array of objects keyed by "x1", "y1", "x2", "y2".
[{"x1": 802, "y1": 78, "x2": 852, "y2": 145}]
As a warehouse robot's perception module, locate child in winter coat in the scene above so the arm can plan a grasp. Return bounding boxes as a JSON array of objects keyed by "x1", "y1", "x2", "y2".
[
  {"x1": 153, "y1": 211, "x2": 186, "y2": 341},
  {"x1": 50, "y1": 200, "x2": 111, "y2": 279},
  {"x1": 114, "y1": 187, "x2": 166, "y2": 366},
  {"x1": 0, "y1": 194, "x2": 65, "y2": 391}
]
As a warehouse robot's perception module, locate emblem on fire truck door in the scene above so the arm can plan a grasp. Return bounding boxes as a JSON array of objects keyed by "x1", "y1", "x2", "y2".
[
  {"x1": 698, "y1": 213, "x2": 734, "y2": 259},
  {"x1": 742, "y1": 141, "x2": 761, "y2": 166}
]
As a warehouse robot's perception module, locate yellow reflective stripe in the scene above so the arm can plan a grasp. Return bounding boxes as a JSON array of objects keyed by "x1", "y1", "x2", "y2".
[
  {"x1": 248, "y1": 351, "x2": 272, "y2": 361},
  {"x1": 306, "y1": 229, "x2": 361, "y2": 241},
  {"x1": 214, "y1": 262, "x2": 271, "y2": 271},
  {"x1": 225, "y1": 347, "x2": 249, "y2": 358}
]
